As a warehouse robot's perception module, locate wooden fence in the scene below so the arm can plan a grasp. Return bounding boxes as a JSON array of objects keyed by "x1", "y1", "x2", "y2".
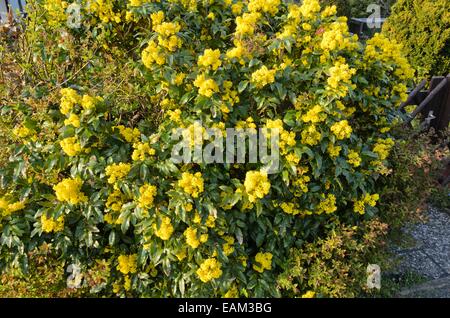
[{"x1": 402, "y1": 75, "x2": 450, "y2": 132}]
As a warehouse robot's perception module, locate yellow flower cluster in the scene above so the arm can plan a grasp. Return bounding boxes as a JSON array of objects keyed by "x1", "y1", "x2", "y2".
[
  {"x1": 43, "y1": 0, "x2": 68, "y2": 27},
  {"x1": 153, "y1": 216, "x2": 174, "y2": 240},
  {"x1": 142, "y1": 41, "x2": 166, "y2": 66},
  {"x1": 13, "y1": 126, "x2": 36, "y2": 140},
  {"x1": 302, "y1": 291, "x2": 316, "y2": 298},
  {"x1": 347, "y1": 150, "x2": 361, "y2": 167},
  {"x1": 60, "y1": 88, "x2": 81, "y2": 115},
  {"x1": 222, "y1": 236, "x2": 235, "y2": 256},
  {"x1": 196, "y1": 258, "x2": 223, "y2": 283},
  {"x1": 317, "y1": 193, "x2": 337, "y2": 214},
  {"x1": 253, "y1": 252, "x2": 273, "y2": 273},
  {"x1": 301, "y1": 125, "x2": 321, "y2": 146},
  {"x1": 299, "y1": 0, "x2": 321, "y2": 19},
  {"x1": 244, "y1": 170, "x2": 271, "y2": 203},
  {"x1": 88, "y1": 0, "x2": 122, "y2": 24},
  {"x1": 248, "y1": 0, "x2": 280, "y2": 15},
  {"x1": 115, "y1": 125, "x2": 141, "y2": 143},
  {"x1": 251, "y1": 66, "x2": 276, "y2": 89},
  {"x1": 235, "y1": 12, "x2": 261, "y2": 37},
  {"x1": 53, "y1": 177, "x2": 87, "y2": 205},
  {"x1": 327, "y1": 59, "x2": 356, "y2": 97},
  {"x1": 81, "y1": 94, "x2": 102, "y2": 111},
  {"x1": 105, "y1": 163, "x2": 131, "y2": 184},
  {"x1": 280, "y1": 202, "x2": 302, "y2": 215},
  {"x1": 117, "y1": 254, "x2": 137, "y2": 275},
  {"x1": 302, "y1": 105, "x2": 327, "y2": 123},
  {"x1": 198, "y1": 49, "x2": 222, "y2": 70},
  {"x1": 60, "y1": 137, "x2": 82, "y2": 157},
  {"x1": 0, "y1": 197, "x2": 26, "y2": 217},
  {"x1": 330, "y1": 120, "x2": 352, "y2": 140},
  {"x1": 327, "y1": 143, "x2": 342, "y2": 158},
  {"x1": 364, "y1": 33, "x2": 415, "y2": 81},
  {"x1": 320, "y1": 18, "x2": 356, "y2": 52},
  {"x1": 64, "y1": 114, "x2": 81, "y2": 128},
  {"x1": 178, "y1": 172, "x2": 204, "y2": 198},
  {"x1": 184, "y1": 227, "x2": 207, "y2": 249},
  {"x1": 41, "y1": 214, "x2": 65, "y2": 233},
  {"x1": 353, "y1": 193, "x2": 379, "y2": 215},
  {"x1": 372, "y1": 138, "x2": 395, "y2": 160},
  {"x1": 132, "y1": 142, "x2": 156, "y2": 161},
  {"x1": 138, "y1": 184, "x2": 157, "y2": 208},
  {"x1": 154, "y1": 21, "x2": 182, "y2": 51},
  {"x1": 106, "y1": 190, "x2": 125, "y2": 212},
  {"x1": 194, "y1": 73, "x2": 219, "y2": 97}
]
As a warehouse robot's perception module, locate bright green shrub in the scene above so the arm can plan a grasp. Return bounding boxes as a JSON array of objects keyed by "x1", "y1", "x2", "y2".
[
  {"x1": 382, "y1": 0, "x2": 450, "y2": 78},
  {"x1": 1, "y1": 0, "x2": 414, "y2": 297}
]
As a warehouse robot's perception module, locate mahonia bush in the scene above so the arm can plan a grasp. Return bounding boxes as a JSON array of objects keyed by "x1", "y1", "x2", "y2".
[
  {"x1": 383, "y1": 0, "x2": 450, "y2": 78},
  {"x1": 0, "y1": 0, "x2": 414, "y2": 297}
]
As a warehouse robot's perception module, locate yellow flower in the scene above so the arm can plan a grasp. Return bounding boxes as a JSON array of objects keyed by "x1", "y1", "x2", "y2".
[
  {"x1": 317, "y1": 193, "x2": 337, "y2": 214},
  {"x1": 105, "y1": 163, "x2": 131, "y2": 184},
  {"x1": 60, "y1": 137, "x2": 82, "y2": 157},
  {"x1": 106, "y1": 189, "x2": 124, "y2": 212},
  {"x1": 132, "y1": 142, "x2": 156, "y2": 161},
  {"x1": 178, "y1": 172, "x2": 204, "y2": 198},
  {"x1": 115, "y1": 125, "x2": 141, "y2": 143},
  {"x1": 53, "y1": 177, "x2": 87, "y2": 205},
  {"x1": 175, "y1": 249, "x2": 187, "y2": 261},
  {"x1": 0, "y1": 197, "x2": 26, "y2": 217},
  {"x1": 244, "y1": 170, "x2": 271, "y2": 203},
  {"x1": 41, "y1": 214, "x2": 65, "y2": 233},
  {"x1": 153, "y1": 216, "x2": 174, "y2": 240},
  {"x1": 117, "y1": 254, "x2": 137, "y2": 275},
  {"x1": 253, "y1": 252, "x2": 273, "y2": 273},
  {"x1": 193, "y1": 73, "x2": 219, "y2": 97},
  {"x1": 251, "y1": 66, "x2": 276, "y2": 88},
  {"x1": 138, "y1": 184, "x2": 157, "y2": 208},
  {"x1": 150, "y1": 11, "x2": 164, "y2": 27},
  {"x1": 64, "y1": 114, "x2": 80, "y2": 128},
  {"x1": 353, "y1": 193, "x2": 380, "y2": 214},
  {"x1": 330, "y1": 120, "x2": 352, "y2": 140},
  {"x1": 327, "y1": 143, "x2": 341, "y2": 158},
  {"x1": 184, "y1": 227, "x2": 201, "y2": 249},
  {"x1": 235, "y1": 12, "x2": 261, "y2": 37},
  {"x1": 13, "y1": 126, "x2": 35, "y2": 139},
  {"x1": 222, "y1": 236, "x2": 235, "y2": 256},
  {"x1": 347, "y1": 150, "x2": 361, "y2": 167},
  {"x1": 81, "y1": 94, "x2": 101, "y2": 110},
  {"x1": 196, "y1": 258, "x2": 223, "y2": 283},
  {"x1": 223, "y1": 285, "x2": 239, "y2": 298},
  {"x1": 302, "y1": 105, "x2": 327, "y2": 123},
  {"x1": 198, "y1": 49, "x2": 222, "y2": 70},
  {"x1": 60, "y1": 88, "x2": 80, "y2": 115},
  {"x1": 301, "y1": 125, "x2": 321, "y2": 146},
  {"x1": 142, "y1": 40, "x2": 166, "y2": 67},
  {"x1": 302, "y1": 291, "x2": 316, "y2": 298},
  {"x1": 373, "y1": 138, "x2": 395, "y2": 160}
]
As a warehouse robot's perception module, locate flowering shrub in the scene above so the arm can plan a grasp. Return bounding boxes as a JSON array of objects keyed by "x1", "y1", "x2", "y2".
[
  {"x1": 383, "y1": 0, "x2": 450, "y2": 78},
  {"x1": 0, "y1": 0, "x2": 414, "y2": 297}
]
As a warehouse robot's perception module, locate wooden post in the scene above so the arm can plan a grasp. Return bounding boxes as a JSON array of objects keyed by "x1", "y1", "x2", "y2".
[{"x1": 433, "y1": 74, "x2": 450, "y2": 131}]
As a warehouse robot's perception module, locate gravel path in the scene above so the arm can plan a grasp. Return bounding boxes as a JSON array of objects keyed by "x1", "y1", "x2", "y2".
[{"x1": 393, "y1": 207, "x2": 450, "y2": 297}]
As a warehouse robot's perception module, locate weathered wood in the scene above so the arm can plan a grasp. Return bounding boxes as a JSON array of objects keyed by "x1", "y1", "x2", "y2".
[
  {"x1": 401, "y1": 79, "x2": 427, "y2": 109},
  {"x1": 408, "y1": 77, "x2": 448, "y2": 122},
  {"x1": 432, "y1": 74, "x2": 450, "y2": 131}
]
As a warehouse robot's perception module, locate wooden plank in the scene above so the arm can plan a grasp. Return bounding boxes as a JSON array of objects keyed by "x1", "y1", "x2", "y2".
[
  {"x1": 408, "y1": 77, "x2": 447, "y2": 123},
  {"x1": 401, "y1": 79, "x2": 427, "y2": 109}
]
